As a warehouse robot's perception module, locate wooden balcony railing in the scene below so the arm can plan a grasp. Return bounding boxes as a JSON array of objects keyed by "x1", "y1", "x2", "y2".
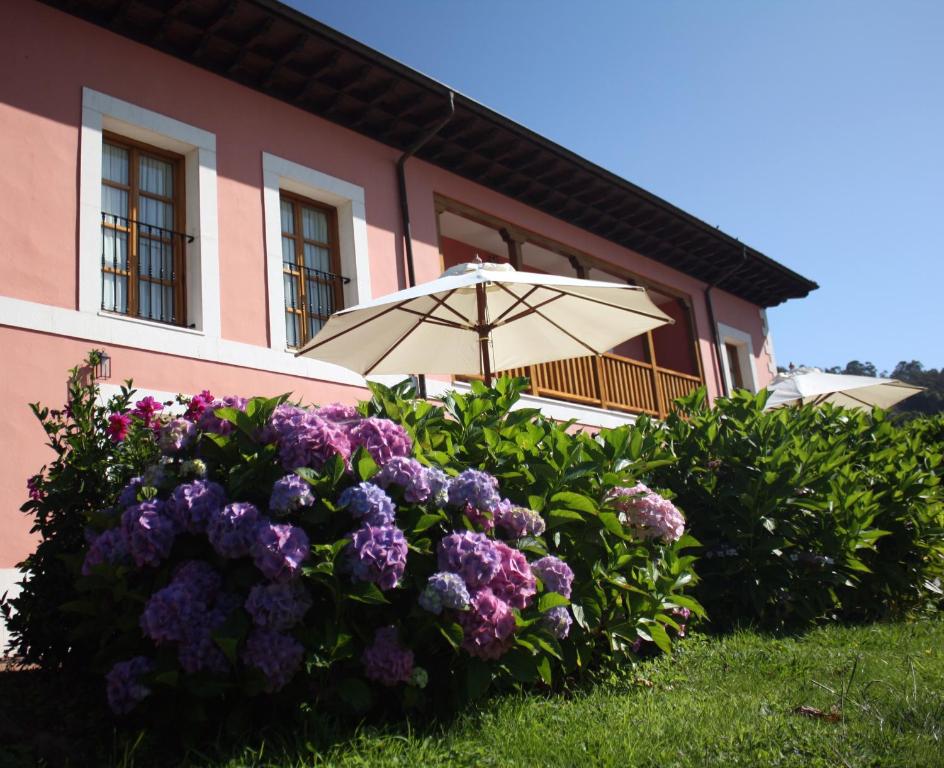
[{"x1": 465, "y1": 353, "x2": 703, "y2": 419}]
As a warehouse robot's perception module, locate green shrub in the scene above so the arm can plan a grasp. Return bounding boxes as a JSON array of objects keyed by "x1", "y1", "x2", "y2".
[
  {"x1": 2, "y1": 352, "x2": 159, "y2": 666},
  {"x1": 2, "y1": 365, "x2": 700, "y2": 731},
  {"x1": 636, "y1": 389, "x2": 944, "y2": 629}
]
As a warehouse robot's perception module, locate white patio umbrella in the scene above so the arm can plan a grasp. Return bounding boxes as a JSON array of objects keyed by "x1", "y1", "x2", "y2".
[
  {"x1": 765, "y1": 367, "x2": 924, "y2": 411},
  {"x1": 295, "y1": 260, "x2": 672, "y2": 384}
]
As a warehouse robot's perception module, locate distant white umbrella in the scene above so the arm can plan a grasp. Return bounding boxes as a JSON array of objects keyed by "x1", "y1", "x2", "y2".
[
  {"x1": 296, "y1": 260, "x2": 672, "y2": 384},
  {"x1": 765, "y1": 367, "x2": 924, "y2": 411}
]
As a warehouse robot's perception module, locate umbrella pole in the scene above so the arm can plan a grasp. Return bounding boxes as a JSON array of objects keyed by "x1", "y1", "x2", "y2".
[{"x1": 475, "y1": 282, "x2": 493, "y2": 386}]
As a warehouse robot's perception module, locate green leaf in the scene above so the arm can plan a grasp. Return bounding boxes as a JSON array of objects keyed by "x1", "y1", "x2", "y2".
[
  {"x1": 649, "y1": 622, "x2": 672, "y2": 654},
  {"x1": 550, "y1": 491, "x2": 598, "y2": 515},
  {"x1": 536, "y1": 655, "x2": 553, "y2": 685},
  {"x1": 413, "y1": 513, "x2": 444, "y2": 533},
  {"x1": 538, "y1": 592, "x2": 570, "y2": 612},
  {"x1": 345, "y1": 581, "x2": 389, "y2": 604},
  {"x1": 438, "y1": 622, "x2": 464, "y2": 650},
  {"x1": 356, "y1": 450, "x2": 379, "y2": 482}
]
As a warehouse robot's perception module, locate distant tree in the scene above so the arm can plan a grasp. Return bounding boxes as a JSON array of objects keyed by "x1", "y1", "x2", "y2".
[{"x1": 825, "y1": 360, "x2": 878, "y2": 377}]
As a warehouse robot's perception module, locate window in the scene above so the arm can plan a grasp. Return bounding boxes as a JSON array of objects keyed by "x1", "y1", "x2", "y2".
[
  {"x1": 100, "y1": 133, "x2": 188, "y2": 325},
  {"x1": 725, "y1": 342, "x2": 746, "y2": 390},
  {"x1": 280, "y1": 192, "x2": 345, "y2": 348}
]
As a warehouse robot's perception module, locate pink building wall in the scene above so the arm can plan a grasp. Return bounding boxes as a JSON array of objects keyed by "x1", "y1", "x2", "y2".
[{"x1": 0, "y1": 0, "x2": 778, "y2": 568}]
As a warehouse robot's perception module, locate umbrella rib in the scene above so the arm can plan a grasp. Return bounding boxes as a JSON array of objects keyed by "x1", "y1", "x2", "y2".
[
  {"x1": 395, "y1": 308, "x2": 468, "y2": 330},
  {"x1": 492, "y1": 282, "x2": 602, "y2": 356},
  {"x1": 424, "y1": 290, "x2": 475, "y2": 326},
  {"x1": 840, "y1": 391, "x2": 879, "y2": 408},
  {"x1": 545, "y1": 287, "x2": 672, "y2": 323},
  {"x1": 363, "y1": 315, "x2": 428, "y2": 375},
  {"x1": 295, "y1": 299, "x2": 412, "y2": 354},
  {"x1": 488, "y1": 285, "x2": 542, "y2": 325},
  {"x1": 495, "y1": 292, "x2": 568, "y2": 327}
]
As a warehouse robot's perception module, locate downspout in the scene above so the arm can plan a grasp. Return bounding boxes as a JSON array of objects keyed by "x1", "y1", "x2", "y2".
[
  {"x1": 704, "y1": 245, "x2": 749, "y2": 396},
  {"x1": 395, "y1": 91, "x2": 455, "y2": 398},
  {"x1": 396, "y1": 91, "x2": 455, "y2": 289}
]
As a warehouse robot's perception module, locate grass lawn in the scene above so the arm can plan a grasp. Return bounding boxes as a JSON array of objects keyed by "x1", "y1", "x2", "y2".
[
  {"x1": 3, "y1": 620, "x2": 942, "y2": 767},
  {"x1": 204, "y1": 620, "x2": 944, "y2": 768}
]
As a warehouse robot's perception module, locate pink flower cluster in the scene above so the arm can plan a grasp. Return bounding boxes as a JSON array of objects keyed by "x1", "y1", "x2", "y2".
[
  {"x1": 437, "y1": 531, "x2": 536, "y2": 659},
  {"x1": 607, "y1": 483, "x2": 686, "y2": 543}
]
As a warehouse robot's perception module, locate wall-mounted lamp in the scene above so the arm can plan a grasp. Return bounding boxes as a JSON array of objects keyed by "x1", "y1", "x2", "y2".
[{"x1": 93, "y1": 350, "x2": 112, "y2": 380}]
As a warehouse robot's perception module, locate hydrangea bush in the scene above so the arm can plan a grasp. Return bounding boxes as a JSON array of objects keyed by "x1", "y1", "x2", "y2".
[{"x1": 5, "y1": 363, "x2": 701, "y2": 724}]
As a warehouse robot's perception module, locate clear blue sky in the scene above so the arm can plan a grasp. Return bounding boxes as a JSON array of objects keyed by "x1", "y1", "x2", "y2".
[{"x1": 290, "y1": 0, "x2": 943, "y2": 373}]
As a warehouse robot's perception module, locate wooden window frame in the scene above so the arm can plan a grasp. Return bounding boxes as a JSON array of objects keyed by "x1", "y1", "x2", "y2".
[
  {"x1": 101, "y1": 131, "x2": 187, "y2": 326},
  {"x1": 280, "y1": 191, "x2": 343, "y2": 348}
]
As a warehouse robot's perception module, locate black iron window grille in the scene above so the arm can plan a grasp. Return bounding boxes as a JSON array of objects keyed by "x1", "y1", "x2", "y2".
[
  {"x1": 101, "y1": 212, "x2": 193, "y2": 326},
  {"x1": 283, "y1": 261, "x2": 349, "y2": 348}
]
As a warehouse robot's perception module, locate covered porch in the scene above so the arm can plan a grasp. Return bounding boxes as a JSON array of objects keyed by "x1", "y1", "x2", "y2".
[{"x1": 436, "y1": 196, "x2": 705, "y2": 418}]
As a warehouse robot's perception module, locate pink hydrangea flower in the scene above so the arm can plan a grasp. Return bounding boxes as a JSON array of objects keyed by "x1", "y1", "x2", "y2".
[
  {"x1": 607, "y1": 483, "x2": 686, "y2": 542},
  {"x1": 487, "y1": 541, "x2": 536, "y2": 609},
  {"x1": 457, "y1": 587, "x2": 517, "y2": 660},
  {"x1": 348, "y1": 418, "x2": 412, "y2": 466}
]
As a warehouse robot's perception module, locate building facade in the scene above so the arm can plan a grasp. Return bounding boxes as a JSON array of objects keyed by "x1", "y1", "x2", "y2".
[{"x1": 0, "y1": 0, "x2": 815, "y2": 603}]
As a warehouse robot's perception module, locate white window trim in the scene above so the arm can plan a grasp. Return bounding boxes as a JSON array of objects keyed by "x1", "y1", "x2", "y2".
[
  {"x1": 79, "y1": 87, "x2": 221, "y2": 337},
  {"x1": 262, "y1": 152, "x2": 371, "y2": 352},
  {"x1": 717, "y1": 322, "x2": 759, "y2": 393}
]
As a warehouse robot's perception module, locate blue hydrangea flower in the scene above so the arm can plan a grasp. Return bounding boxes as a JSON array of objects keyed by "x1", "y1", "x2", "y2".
[
  {"x1": 437, "y1": 530, "x2": 501, "y2": 589},
  {"x1": 337, "y1": 482, "x2": 395, "y2": 526},
  {"x1": 448, "y1": 469, "x2": 501, "y2": 530},
  {"x1": 269, "y1": 474, "x2": 315, "y2": 515},
  {"x1": 166, "y1": 480, "x2": 226, "y2": 534},
  {"x1": 251, "y1": 522, "x2": 310, "y2": 582},
  {"x1": 418, "y1": 571, "x2": 471, "y2": 614},
  {"x1": 531, "y1": 555, "x2": 574, "y2": 598},
  {"x1": 121, "y1": 500, "x2": 176, "y2": 568},
  {"x1": 542, "y1": 605, "x2": 573, "y2": 639}
]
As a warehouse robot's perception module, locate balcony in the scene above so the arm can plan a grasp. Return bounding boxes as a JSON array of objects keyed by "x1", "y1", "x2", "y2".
[{"x1": 473, "y1": 354, "x2": 701, "y2": 418}]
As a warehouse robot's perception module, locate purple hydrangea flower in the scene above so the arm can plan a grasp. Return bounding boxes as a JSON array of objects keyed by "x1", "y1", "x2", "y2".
[
  {"x1": 494, "y1": 500, "x2": 546, "y2": 538},
  {"x1": 374, "y1": 458, "x2": 430, "y2": 503},
  {"x1": 531, "y1": 556, "x2": 574, "y2": 599},
  {"x1": 245, "y1": 581, "x2": 312, "y2": 630},
  {"x1": 251, "y1": 522, "x2": 310, "y2": 582},
  {"x1": 277, "y1": 411, "x2": 351, "y2": 471},
  {"x1": 606, "y1": 484, "x2": 686, "y2": 542},
  {"x1": 337, "y1": 482, "x2": 395, "y2": 526},
  {"x1": 258, "y1": 404, "x2": 307, "y2": 445},
  {"x1": 269, "y1": 474, "x2": 315, "y2": 515},
  {"x1": 177, "y1": 593, "x2": 238, "y2": 674},
  {"x1": 166, "y1": 480, "x2": 226, "y2": 534},
  {"x1": 117, "y1": 477, "x2": 143, "y2": 509},
  {"x1": 106, "y1": 657, "x2": 153, "y2": 715},
  {"x1": 197, "y1": 395, "x2": 248, "y2": 436},
  {"x1": 121, "y1": 500, "x2": 176, "y2": 568},
  {"x1": 418, "y1": 571, "x2": 471, "y2": 614},
  {"x1": 425, "y1": 467, "x2": 452, "y2": 506},
  {"x1": 242, "y1": 629, "x2": 304, "y2": 692},
  {"x1": 314, "y1": 402, "x2": 359, "y2": 423},
  {"x1": 81, "y1": 528, "x2": 130, "y2": 575},
  {"x1": 362, "y1": 626, "x2": 414, "y2": 686},
  {"x1": 458, "y1": 588, "x2": 517, "y2": 660},
  {"x1": 158, "y1": 418, "x2": 197, "y2": 455},
  {"x1": 542, "y1": 605, "x2": 573, "y2": 639},
  {"x1": 348, "y1": 418, "x2": 412, "y2": 466},
  {"x1": 448, "y1": 469, "x2": 501, "y2": 531},
  {"x1": 140, "y1": 561, "x2": 221, "y2": 644},
  {"x1": 207, "y1": 502, "x2": 262, "y2": 559},
  {"x1": 347, "y1": 523, "x2": 408, "y2": 591},
  {"x1": 437, "y1": 531, "x2": 501, "y2": 589},
  {"x1": 487, "y1": 542, "x2": 536, "y2": 609},
  {"x1": 172, "y1": 560, "x2": 223, "y2": 600}
]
